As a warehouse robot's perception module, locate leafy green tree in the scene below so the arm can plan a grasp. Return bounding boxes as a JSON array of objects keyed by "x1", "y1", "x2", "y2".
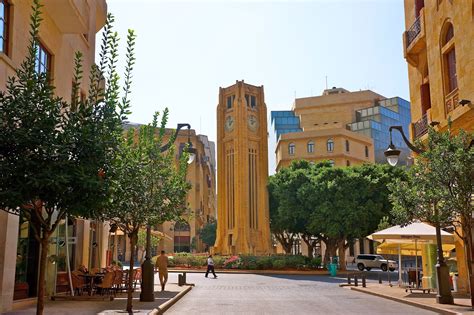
[
  {"x1": 302, "y1": 164, "x2": 406, "y2": 269},
  {"x1": 0, "y1": 3, "x2": 134, "y2": 314},
  {"x1": 268, "y1": 161, "x2": 309, "y2": 254},
  {"x1": 389, "y1": 126, "x2": 473, "y2": 290},
  {"x1": 98, "y1": 110, "x2": 191, "y2": 312},
  {"x1": 199, "y1": 218, "x2": 217, "y2": 250},
  {"x1": 137, "y1": 229, "x2": 161, "y2": 263}
]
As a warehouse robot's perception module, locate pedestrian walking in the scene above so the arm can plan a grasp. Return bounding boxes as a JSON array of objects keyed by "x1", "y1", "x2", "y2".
[
  {"x1": 155, "y1": 250, "x2": 169, "y2": 291},
  {"x1": 205, "y1": 254, "x2": 217, "y2": 278}
]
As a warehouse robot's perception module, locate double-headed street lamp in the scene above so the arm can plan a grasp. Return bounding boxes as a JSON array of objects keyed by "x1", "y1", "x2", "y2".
[
  {"x1": 384, "y1": 125, "x2": 454, "y2": 304},
  {"x1": 140, "y1": 123, "x2": 196, "y2": 302}
]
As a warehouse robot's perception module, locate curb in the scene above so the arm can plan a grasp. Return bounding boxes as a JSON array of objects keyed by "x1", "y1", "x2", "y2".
[
  {"x1": 168, "y1": 269, "x2": 330, "y2": 276},
  {"x1": 154, "y1": 285, "x2": 193, "y2": 314},
  {"x1": 350, "y1": 287, "x2": 464, "y2": 315}
]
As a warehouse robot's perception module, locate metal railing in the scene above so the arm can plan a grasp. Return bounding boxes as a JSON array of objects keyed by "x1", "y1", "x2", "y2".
[
  {"x1": 445, "y1": 89, "x2": 459, "y2": 114},
  {"x1": 406, "y1": 15, "x2": 422, "y2": 48},
  {"x1": 413, "y1": 112, "x2": 429, "y2": 139}
]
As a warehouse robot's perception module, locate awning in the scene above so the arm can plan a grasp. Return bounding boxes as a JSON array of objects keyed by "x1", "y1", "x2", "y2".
[
  {"x1": 376, "y1": 241, "x2": 454, "y2": 257},
  {"x1": 368, "y1": 222, "x2": 455, "y2": 244}
]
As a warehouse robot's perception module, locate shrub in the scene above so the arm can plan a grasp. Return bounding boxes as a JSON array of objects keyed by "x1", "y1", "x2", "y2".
[
  {"x1": 223, "y1": 255, "x2": 241, "y2": 269},
  {"x1": 256, "y1": 256, "x2": 273, "y2": 270},
  {"x1": 286, "y1": 255, "x2": 307, "y2": 269},
  {"x1": 309, "y1": 257, "x2": 322, "y2": 269},
  {"x1": 272, "y1": 259, "x2": 286, "y2": 269}
]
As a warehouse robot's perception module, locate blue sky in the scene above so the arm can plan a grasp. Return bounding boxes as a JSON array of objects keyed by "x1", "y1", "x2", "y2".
[{"x1": 102, "y1": 0, "x2": 409, "y2": 171}]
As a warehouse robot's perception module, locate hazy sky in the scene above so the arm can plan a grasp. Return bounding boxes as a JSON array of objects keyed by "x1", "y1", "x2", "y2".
[{"x1": 102, "y1": 0, "x2": 409, "y2": 172}]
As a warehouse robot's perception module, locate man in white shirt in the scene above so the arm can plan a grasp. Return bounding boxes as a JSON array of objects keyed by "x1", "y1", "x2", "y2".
[{"x1": 205, "y1": 254, "x2": 217, "y2": 278}]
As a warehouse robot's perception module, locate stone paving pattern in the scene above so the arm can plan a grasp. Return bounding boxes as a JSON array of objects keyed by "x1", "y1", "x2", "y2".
[
  {"x1": 6, "y1": 273, "x2": 187, "y2": 315},
  {"x1": 167, "y1": 273, "x2": 437, "y2": 315}
]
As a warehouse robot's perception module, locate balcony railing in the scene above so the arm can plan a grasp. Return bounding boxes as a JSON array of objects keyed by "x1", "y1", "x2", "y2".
[
  {"x1": 445, "y1": 89, "x2": 459, "y2": 114},
  {"x1": 406, "y1": 15, "x2": 422, "y2": 48},
  {"x1": 413, "y1": 112, "x2": 429, "y2": 139}
]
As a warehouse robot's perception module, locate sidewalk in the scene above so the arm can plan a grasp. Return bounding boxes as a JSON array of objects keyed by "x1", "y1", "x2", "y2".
[
  {"x1": 346, "y1": 283, "x2": 474, "y2": 315},
  {"x1": 6, "y1": 283, "x2": 192, "y2": 315}
]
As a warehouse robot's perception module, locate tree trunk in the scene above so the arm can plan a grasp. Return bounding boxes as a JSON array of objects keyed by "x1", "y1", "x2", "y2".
[
  {"x1": 275, "y1": 233, "x2": 293, "y2": 254},
  {"x1": 337, "y1": 240, "x2": 347, "y2": 271},
  {"x1": 301, "y1": 236, "x2": 314, "y2": 259},
  {"x1": 323, "y1": 239, "x2": 337, "y2": 266},
  {"x1": 37, "y1": 236, "x2": 49, "y2": 315},
  {"x1": 126, "y1": 231, "x2": 137, "y2": 313}
]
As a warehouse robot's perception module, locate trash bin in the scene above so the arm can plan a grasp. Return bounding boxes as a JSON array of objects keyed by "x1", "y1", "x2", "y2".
[{"x1": 328, "y1": 263, "x2": 337, "y2": 277}]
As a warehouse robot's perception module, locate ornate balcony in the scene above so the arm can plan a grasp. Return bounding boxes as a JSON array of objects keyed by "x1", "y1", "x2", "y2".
[
  {"x1": 445, "y1": 89, "x2": 459, "y2": 114},
  {"x1": 403, "y1": 10, "x2": 426, "y2": 66},
  {"x1": 413, "y1": 112, "x2": 429, "y2": 140}
]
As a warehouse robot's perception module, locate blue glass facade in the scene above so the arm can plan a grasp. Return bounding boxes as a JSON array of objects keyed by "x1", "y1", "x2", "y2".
[
  {"x1": 271, "y1": 111, "x2": 302, "y2": 139},
  {"x1": 346, "y1": 97, "x2": 411, "y2": 165}
]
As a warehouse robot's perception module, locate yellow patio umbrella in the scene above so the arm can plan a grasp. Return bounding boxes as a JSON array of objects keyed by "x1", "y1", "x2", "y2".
[
  {"x1": 367, "y1": 222, "x2": 455, "y2": 287},
  {"x1": 376, "y1": 241, "x2": 454, "y2": 257}
]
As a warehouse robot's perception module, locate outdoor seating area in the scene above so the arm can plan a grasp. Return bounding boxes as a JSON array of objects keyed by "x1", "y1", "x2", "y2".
[{"x1": 68, "y1": 265, "x2": 142, "y2": 298}]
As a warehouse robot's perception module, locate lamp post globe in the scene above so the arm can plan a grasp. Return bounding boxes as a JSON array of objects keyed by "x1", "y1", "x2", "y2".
[{"x1": 384, "y1": 143, "x2": 401, "y2": 166}]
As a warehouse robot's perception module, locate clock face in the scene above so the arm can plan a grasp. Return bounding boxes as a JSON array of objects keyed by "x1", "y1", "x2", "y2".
[
  {"x1": 247, "y1": 115, "x2": 258, "y2": 131},
  {"x1": 225, "y1": 116, "x2": 235, "y2": 132}
]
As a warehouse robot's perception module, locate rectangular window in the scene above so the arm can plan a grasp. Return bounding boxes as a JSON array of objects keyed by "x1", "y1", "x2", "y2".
[
  {"x1": 250, "y1": 95, "x2": 256, "y2": 108},
  {"x1": 446, "y1": 48, "x2": 457, "y2": 93},
  {"x1": 245, "y1": 94, "x2": 250, "y2": 107},
  {"x1": 226, "y1": 95, "x2": 235, "y2": 109},
  {"x1": 0, "y1": 0, "x2": 9, "y2": 54},
  {"x1": 35, "y1": 42, "x2": 51, "y2": 74}
]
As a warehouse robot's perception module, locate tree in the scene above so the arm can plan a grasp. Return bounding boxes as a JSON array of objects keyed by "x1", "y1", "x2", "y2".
[
  {"x1": 389, "y1": 126, "x2": 473, "y2": 295},
  {"x1": 199, "y1": 218, "x2": 217, "y2": 250},
  {"x1": 0, "y1": 3, "x2": 134, "y2": 314},
  {"x1": 98, "y1": 110, "x2": 191, "y2": 312},
  {"x1": 303, "y1": 164, "x2": 406, "y2": 269},
  {"x1": 137, "y1": 229, "x2": 161, "y2": 263},
  {"x1": 268, "y1": 161, "x2": 312, "y2": 254}
]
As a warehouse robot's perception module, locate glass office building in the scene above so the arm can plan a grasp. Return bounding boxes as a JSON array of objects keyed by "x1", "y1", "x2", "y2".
[
  {"x1": 270, "y1": 110, "x2": 302, "y2": 139},
  {"x1": 346, "y1": 97, "x2": 412, "y2": 165}
]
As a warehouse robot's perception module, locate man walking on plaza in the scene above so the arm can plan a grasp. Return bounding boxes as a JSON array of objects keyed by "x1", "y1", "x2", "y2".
[
  {"x1": 205, "y1": 254, "x2": 217, "y2": 278},
  {"x1": 155, "y1": 250, "x2": 169, "y2": 291}
]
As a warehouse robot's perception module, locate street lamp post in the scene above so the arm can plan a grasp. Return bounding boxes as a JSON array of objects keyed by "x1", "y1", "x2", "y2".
[
  {"x1": 140, "y1": 123, "x2": 196, "y2": 302},
  {"x1": 384, "y1": 125, "x2": 454, "y2": 304}
]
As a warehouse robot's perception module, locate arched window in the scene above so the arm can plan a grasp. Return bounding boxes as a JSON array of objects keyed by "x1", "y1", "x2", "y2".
[
  {"x1": 441, "y1": 22, "x2": 457, "y2": 95},
  {"x1": 307, "y1": 141, "x2": 314, "y2": 153},
  {"x1": 327, "y1": 139, "x2": 334, "y2": 152},
  {"x1": 346, "y1": 160, "x2": 351, "y2": 166},
  {"x1": 329, "y1": 160, "x2": 335, "y2": 167},
  {"x1": 174, "y1": 221, "x2": 190, "y2": 232},
  {"x1": 345, "y1": 140, "x2": 350, "y2": 152},
  {"x1": 365, "y1": 146, "x2": 369, "y2": 158},
  {"x1": 288, "y1": 143, "x2": 295, "y2": 155}
]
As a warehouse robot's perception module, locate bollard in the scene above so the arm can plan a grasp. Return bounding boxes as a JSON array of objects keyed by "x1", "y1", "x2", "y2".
[
  {"x1": 362, "y1": 274, "x2": 366, "y2": 288},
  {"x1": 347, "y1": 274, "x2": 351, "y2": 285},
  {"x1": 378, "y1": 273, "x2": 382, "y2": 284},
  {"x1": 354, "y1": 276, "x2": 358, "y2": 287}
]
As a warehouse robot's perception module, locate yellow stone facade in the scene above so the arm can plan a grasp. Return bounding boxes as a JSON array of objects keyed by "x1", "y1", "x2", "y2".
[
  {"x1": 403, "y1": 0, "x2": 474, "y2": 293},
  {"x1": 158, "y1": 130, "x2": 217, "y2": 254},
  {"x1": 214, "y1": 81, "x2": 272, "y2": 255},
  {"x1": 275, "y1": 89, "x2": 378, "y2": 171},
  {"x1": 0, "y1": 0, "x2": 107, "y2": 312}
]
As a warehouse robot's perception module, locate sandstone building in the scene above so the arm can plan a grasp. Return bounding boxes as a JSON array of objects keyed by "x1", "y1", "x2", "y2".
[
  {"x1": 0, "y1": 1, "x2": 108, "y2": 312},
  {"x1": 272, "y1": 88, "x2": 411, "y2": 172},
  {"x1": 402, "y1": 0, "x2": 474, "y2": 293}
]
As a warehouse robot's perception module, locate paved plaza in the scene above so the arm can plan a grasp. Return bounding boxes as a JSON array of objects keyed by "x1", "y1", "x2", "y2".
[{"x1": 166, "y1": 273, "x2": 436, "y2": 315}]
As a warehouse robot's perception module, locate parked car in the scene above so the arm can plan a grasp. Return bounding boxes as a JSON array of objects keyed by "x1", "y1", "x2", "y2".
[{"x1": 355, "y1": 254, "x2": 398, "y2": 272}]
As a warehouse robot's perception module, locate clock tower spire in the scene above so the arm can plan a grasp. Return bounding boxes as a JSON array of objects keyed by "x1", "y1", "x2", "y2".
[{"x1": 214, "y1": 80, "x2": 272, "y2": 255}]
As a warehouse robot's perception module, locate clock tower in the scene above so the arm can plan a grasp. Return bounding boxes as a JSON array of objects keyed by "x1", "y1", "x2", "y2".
[{"x1": 214, "y1": 80, "x2": 272, "y2": 255}]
